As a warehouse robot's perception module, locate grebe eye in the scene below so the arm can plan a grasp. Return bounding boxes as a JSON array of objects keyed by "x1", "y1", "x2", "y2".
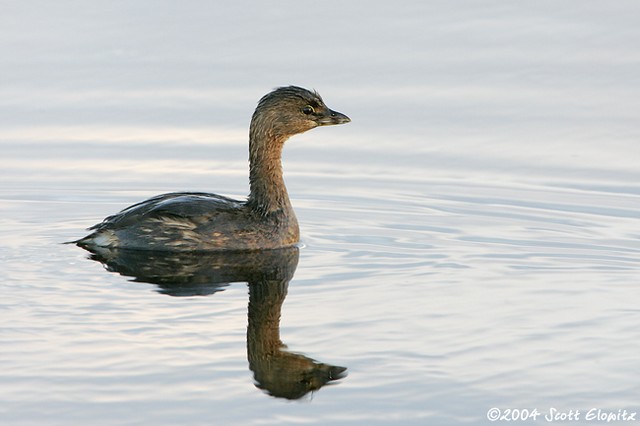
[{"x1": 302, "y1": 105, "x2": 314, "y2": 115}]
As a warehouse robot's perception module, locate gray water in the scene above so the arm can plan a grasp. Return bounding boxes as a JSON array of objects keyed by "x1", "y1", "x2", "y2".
[{"x1": 2, "y1": 2, "x2": 639, "y2": 425}]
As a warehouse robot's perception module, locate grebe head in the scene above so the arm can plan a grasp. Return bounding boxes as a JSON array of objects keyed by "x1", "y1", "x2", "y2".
[{"x1": 250, "y1": 86, "x2": 350, "y2": 139}]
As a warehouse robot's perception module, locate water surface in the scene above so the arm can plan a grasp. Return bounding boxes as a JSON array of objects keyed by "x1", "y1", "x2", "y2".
[{"x1": 1, "y1": 2, "x2": 639, "y2": 425}]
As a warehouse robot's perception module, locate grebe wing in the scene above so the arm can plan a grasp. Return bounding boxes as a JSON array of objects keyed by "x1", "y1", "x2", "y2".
[{"x1": 88, "y1": 192, "x2": 243, "y2": 231}]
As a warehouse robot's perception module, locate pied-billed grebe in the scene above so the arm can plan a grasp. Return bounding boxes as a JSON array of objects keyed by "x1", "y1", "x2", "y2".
[{"x1": 75, "y1": 86, "x2": 350, "y2": 251}]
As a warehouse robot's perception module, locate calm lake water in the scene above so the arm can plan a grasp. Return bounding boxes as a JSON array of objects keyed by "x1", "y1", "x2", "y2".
[{"x1": 2, "y1": 2, "x2": 639, "y2": 425}]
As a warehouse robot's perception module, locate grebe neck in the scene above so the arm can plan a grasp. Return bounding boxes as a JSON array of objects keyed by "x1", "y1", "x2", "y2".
[{"x1": 247, "y1": 128, "x2": 291, "y2": 215}]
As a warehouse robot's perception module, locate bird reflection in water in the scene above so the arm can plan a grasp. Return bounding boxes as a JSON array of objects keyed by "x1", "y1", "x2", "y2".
[{"x1": 81, "y1": 245, "x2": 347, "y2": 399}]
